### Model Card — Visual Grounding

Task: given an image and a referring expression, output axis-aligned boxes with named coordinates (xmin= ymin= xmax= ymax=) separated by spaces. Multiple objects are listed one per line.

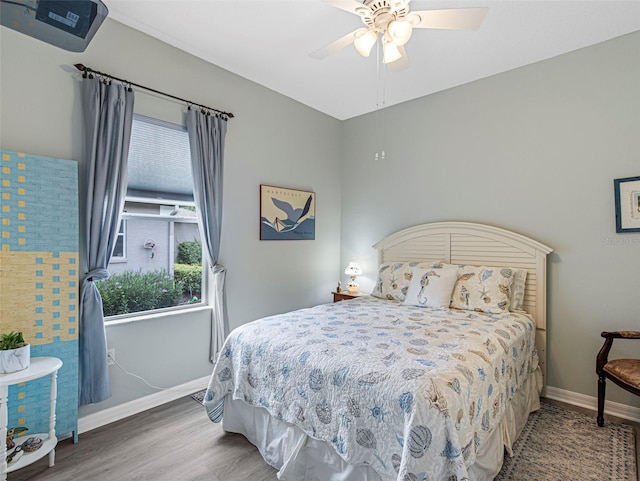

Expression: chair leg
xmin=597 ymin=375 xmax=606 ymax=427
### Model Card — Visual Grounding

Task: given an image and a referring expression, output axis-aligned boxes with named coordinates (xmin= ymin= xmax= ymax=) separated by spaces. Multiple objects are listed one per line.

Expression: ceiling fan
xmin=310 ymin=0 xmax=488 ymax=68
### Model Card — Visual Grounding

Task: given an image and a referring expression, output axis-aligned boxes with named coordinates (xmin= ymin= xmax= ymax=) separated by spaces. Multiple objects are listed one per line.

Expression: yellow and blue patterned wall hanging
xmin=0 ymin=150 xmax=79 ymax=441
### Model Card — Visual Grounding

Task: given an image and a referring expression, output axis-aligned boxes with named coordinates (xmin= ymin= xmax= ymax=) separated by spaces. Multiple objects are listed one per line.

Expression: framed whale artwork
xmin=260 ymin=185 xmax=315 ymax=240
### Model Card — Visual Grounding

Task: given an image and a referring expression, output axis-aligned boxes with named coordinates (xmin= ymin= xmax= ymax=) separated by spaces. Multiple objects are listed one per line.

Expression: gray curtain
xmin=79 ymin=77 xmax=134 ymax=405
xmin=187 ymin=109 xmax=228 ymax=362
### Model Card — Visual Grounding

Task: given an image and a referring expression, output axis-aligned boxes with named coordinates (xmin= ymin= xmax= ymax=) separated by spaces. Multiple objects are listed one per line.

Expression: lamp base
xmin=346 ymin=282 xmax=359 ymax=294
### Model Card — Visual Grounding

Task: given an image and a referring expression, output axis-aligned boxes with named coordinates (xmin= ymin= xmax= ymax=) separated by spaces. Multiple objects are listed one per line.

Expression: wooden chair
xmin=596 ymin=331 xmax=640 ymax=426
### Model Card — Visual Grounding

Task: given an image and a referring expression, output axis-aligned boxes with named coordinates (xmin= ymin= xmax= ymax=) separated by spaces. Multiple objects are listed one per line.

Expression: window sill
xmin=104 ymin=304 xmax=211 ymax=327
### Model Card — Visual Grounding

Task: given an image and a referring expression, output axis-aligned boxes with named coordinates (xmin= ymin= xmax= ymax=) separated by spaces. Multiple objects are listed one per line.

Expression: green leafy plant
xmin=96 ymin=269 xmax=183 ymax=317
xmin=176 ymin=240 xmax=202 ymax=265
xmin=0 ymin=332 xmax=27 ymax=350
xmin=173 ymin=263 xmax=202 ymax=299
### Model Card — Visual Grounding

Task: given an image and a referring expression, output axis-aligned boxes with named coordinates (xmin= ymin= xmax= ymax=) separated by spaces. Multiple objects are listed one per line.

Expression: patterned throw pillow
xmin=509 ymin=269 xmax=528 ymax=311
xmin=449 ymin=265 xmax=515 ymax=313
xmin=403 ymin=267 xmax=459 ymax=309
xmin=371 ymin=261 xmax=441 ymax=301
xmin=437 ymin=262 xmax=527 ymax=312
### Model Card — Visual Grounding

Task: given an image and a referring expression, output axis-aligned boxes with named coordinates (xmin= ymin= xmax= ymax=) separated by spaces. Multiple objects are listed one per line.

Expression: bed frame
xmin=373 ymin=221 xmax=553 ymax=388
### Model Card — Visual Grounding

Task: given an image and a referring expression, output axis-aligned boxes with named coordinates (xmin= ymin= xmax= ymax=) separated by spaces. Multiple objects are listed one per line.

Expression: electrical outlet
xmin=107 ymin=348 xmax=116 ymax=366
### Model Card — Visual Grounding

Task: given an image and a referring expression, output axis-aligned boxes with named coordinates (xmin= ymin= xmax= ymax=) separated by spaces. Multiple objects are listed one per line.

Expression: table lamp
xmin=344 ymin=262 xmax=362 ymax=293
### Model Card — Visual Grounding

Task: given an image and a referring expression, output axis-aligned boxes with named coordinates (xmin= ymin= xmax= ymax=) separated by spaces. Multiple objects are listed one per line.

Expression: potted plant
xmin=0 ymin=332 xmax=30 ymax=374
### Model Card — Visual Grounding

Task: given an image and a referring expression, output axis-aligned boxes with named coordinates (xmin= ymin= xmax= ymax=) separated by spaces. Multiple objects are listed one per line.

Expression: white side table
xmin=0 ymin=357 xmax=63 ymax=480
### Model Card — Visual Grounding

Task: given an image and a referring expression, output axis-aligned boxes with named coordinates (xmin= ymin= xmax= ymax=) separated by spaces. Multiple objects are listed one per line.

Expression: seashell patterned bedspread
xmin=204 ymin=296 xmax=539 ymax=481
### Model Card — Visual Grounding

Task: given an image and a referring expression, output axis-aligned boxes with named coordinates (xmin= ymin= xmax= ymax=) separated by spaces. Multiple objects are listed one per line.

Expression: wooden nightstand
xmin=332 ymin=291 xmax=369 ymax=303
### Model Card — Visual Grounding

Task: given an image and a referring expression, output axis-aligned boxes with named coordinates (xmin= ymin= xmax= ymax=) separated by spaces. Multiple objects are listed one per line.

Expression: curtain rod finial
xmin=74 ymin=63 xmax=87 ymax=72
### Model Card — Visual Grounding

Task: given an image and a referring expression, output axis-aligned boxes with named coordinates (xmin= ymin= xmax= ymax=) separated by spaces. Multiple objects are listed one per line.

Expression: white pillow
xmin=403 ymin=267 xmax=459 ymax=309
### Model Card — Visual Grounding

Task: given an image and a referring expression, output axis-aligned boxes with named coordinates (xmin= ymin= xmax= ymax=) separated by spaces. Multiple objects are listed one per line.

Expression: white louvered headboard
xmin=373 ymin=221 xmax=553 ymax=385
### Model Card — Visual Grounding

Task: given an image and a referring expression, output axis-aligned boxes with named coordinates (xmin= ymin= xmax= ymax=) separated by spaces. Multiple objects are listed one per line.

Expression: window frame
xmin=110 ymin=220 xmax=127 ymax=263
xmin=103 ymin=115 xmax=208 ymax=324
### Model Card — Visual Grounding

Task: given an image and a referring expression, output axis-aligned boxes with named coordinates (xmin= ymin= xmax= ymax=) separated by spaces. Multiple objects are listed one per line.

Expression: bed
xmin=204 ymin=222 xmax=552 ymax=481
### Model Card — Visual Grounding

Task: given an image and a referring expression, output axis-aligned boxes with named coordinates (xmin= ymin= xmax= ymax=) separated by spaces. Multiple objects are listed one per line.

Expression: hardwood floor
xmin=7 ymin=396 xmax=639 ymax=481
xmin=9 ymin=395 xmax=278 ymax=481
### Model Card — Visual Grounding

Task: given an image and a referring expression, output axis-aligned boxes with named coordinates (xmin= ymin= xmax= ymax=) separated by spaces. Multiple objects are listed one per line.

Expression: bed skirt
xmin=221 ymin=368 xmax=542 ymax=481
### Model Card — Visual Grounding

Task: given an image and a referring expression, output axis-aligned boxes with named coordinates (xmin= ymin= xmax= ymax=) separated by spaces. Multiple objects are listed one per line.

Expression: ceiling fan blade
xmin=322 ymin=0 xmax=370 ymax=15
xmin=409 ymin=7 xmax=488 ymax=30
xmin=310 ymin=28 xmax=365 ymax=60
xmin=387 ymin=46 xmax=410 ymax=72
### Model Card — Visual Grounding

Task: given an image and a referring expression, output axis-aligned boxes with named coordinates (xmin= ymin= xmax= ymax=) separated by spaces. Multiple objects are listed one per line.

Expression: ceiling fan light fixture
xmin=354 ymin=29 xmax=378 ymax=57
xmin=387 ymin=19 xmax=412 ymax=46
xmin=382 ymin=40 xmax=402 ymax=64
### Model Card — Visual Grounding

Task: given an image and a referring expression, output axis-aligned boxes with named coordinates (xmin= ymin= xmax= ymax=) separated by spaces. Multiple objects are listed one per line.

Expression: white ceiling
xmin=104 ymin=0 xmax=640 ymax=120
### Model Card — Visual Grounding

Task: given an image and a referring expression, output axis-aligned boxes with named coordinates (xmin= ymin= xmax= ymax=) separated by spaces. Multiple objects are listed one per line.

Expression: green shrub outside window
xmin=177 ymin=240 xmax=202 ymax=265
xmin=97 ymin=269 xmax=183 ymax=317
xmin=99 ymin=240 xmax=204 ymax=317
xmin=173 ymin=263 xmax=202 ymax=300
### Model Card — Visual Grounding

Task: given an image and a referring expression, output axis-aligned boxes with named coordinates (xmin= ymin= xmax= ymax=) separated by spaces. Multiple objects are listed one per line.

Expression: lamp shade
xmin=354 ymin=29 xmax=378 ymax=57
xmin=382 ymin=40 xmax=402 ymax=64
xmin=388 ymin=19 xmax=413 ymax=46
xmin=345 ymin=262 xmax=362 ymax=278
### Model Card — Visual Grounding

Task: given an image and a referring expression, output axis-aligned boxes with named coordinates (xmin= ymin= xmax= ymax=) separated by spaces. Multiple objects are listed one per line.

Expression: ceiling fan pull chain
xmin=381 ymin=50 xmax=387 ymax=161
xmin=375 ymin=41 xmax=382 ymax=161
xmin=373 ymin=40 xmax=387 ymax=161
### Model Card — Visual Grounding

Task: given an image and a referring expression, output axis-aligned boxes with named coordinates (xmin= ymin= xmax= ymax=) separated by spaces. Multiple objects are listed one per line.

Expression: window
xmin=110 ymin=220 xmax=126 ymax=262
xmin=98 ymin=115 xmax=204 ymax=319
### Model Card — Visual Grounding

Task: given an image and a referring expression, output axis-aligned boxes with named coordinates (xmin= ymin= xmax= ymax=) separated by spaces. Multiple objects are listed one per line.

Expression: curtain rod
xmin=74 ymin=63 xmax=234 ymax=120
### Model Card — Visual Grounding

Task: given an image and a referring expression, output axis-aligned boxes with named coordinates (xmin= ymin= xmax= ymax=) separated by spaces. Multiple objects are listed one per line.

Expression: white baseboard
xmin=78 ymin=375 xmax=210 ymax=434
xmin=545 ymin=385 xmax=640 ymax=424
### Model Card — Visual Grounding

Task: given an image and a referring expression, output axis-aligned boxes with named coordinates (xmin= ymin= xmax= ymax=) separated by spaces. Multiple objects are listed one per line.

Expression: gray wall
xmin=0 ymin=19 xmax=343 ymax=416
xmin=340 ymin=31 xmax=640 ymax=409
xmin=108 ymin=219 xmax=200 ymax=276
xmin=108 ymin=219 xmax=170 ymax=276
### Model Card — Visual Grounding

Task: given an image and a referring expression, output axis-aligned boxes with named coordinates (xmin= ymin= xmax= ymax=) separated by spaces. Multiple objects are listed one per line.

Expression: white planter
xmin=0 ymin=344 xmax=30 ymax=374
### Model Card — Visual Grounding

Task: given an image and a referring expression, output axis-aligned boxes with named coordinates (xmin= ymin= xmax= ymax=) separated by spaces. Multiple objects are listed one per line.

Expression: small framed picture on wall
xmin=614 ymin=176 xmax=640 ymax=233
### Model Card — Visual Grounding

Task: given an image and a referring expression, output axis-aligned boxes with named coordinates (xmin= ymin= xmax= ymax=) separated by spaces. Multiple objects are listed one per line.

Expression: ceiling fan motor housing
xmin=359 ymin=0 xmax=410 ymax=31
